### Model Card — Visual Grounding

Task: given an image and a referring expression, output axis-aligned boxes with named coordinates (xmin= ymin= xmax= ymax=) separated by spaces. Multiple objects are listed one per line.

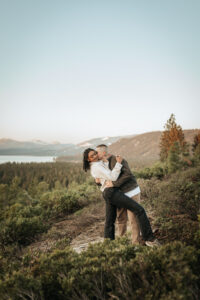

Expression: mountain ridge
xmin=0 ymin=130 xmax=199 ymax=164
xmin=0 ymin=136 xmax=125 ymax=156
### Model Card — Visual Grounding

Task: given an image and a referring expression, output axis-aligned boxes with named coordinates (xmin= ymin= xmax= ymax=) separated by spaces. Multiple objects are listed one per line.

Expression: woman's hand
xmin=116 ymin=155 xmax=123 ymax=164
xmin=105 ymin=180 xmax=113 ymax=188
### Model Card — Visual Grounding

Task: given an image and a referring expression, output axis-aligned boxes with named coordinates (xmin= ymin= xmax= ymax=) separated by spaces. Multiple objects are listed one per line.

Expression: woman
xmin=83 ymin=148 xmax=123 ymax=190
xmin=83 ymin=148 xmax=160 ymax=247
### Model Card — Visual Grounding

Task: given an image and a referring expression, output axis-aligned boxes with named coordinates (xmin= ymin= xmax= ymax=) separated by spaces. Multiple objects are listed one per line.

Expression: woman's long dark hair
xmin=83 ymin=148 xmax=95 ymax=172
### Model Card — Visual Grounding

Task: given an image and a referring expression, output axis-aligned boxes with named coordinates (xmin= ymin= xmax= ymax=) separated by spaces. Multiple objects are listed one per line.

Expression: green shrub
xmin=40 ymin=190 xmax=81 ymax=218
xmin=135 ymin=162 xmax=167 ymax=180
xmin=0 ymin=202 xmax=48 ymax=246
xmin=3 ymin=203 xmax=41 ymax=219
xmin=194 ymin=144 xmax=200 ymax=162
xmin=154 ymin=216 xmax=199 ymax=245
xmin=193 ymin=215 xmax=200 ymax=249
xmin=0 ymin=215 xmax=48 ymax=246
xmin=0 ymin=240 xmax=199 ymax=300
xmin=37 ymin=181 xmax=50 ymax=194
xmin=140 ymin=167 xmax=200 ymax=245
xmin=40 ymin=181 xmax=101 ymax=219
xmin=142 ymin=167 xmax=200 ymax=221
xmin=0 ymin=272 xmax=43 ymax=300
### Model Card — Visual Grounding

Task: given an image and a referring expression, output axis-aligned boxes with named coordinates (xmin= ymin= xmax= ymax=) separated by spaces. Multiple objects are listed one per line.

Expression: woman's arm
xmin=91 ymin=161 xmax=122 ymax=181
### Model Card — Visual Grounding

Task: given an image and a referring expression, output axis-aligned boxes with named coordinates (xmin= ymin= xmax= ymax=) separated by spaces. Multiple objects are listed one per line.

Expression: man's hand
xmin=105 ymin=180 xmax=114 ymax=188
xmin=116 ymin=155 xmax=123 ymax=164
xmin=102 ymin=157 xmax=108 ymax=162
xmin=95 ymin=178 xmax=101 ymax=184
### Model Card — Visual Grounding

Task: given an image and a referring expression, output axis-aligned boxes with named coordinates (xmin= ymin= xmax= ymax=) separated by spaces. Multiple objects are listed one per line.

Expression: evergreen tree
xmin=160 ymin=114 xmax=187 ymax=161
xmin=167 ymin=141 xmax=182 ymax=173
xmin=192 ymin=132 xmax=200 ymax=153
xmin=194 ymin=144 xmax=200 ymax=162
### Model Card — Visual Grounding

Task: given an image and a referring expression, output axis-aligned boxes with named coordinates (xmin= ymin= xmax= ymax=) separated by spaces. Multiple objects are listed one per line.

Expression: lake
xmin=0 ymin=155 xmax=56 ymax=164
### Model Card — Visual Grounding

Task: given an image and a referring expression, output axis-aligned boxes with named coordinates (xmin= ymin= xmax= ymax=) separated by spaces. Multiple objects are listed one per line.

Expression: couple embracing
xmin=83 ymin=144 xmax=160 ymax=247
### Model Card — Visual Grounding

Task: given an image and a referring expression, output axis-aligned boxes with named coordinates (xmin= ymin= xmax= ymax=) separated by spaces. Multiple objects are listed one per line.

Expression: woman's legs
xmin=103 ymin=188 xmax=154 ymax=242
xmin=104 ymin=200 xmax=117 ymax=240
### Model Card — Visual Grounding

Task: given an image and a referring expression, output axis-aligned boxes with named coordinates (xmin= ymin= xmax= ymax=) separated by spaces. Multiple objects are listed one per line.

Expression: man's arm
xmin=112 ymin=159 xmax=133 ymax=188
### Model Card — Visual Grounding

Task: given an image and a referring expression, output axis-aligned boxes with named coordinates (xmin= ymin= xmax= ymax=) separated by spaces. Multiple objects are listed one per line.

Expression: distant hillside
xmin=77 ymin=135 xmax=135 ymax=149
xmin=0 ymin=135 xmax=126 ymax=157
xmin=56 ymin=136 xmax=132 ymax=162
xmin=0 ymin=139 xmax=78 ymax=156
xmin=109 ymin=129 xmax=200 ymax=167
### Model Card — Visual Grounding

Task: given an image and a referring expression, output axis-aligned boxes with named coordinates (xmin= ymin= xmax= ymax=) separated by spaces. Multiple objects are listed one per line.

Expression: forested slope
xmin=0 ymin=159 xmax=199 ymax=299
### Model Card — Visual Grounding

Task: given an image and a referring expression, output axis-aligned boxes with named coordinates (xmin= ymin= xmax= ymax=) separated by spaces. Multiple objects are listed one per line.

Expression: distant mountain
xmin=0 ymin=135 xmax=127 ymax=156
xmin=0 ymin=139 xmax=78 ymax=156
xmin=77 ymin=135 xmax=135 ymax=149
xmin=55 ymin=136 xmax=132 ymax=162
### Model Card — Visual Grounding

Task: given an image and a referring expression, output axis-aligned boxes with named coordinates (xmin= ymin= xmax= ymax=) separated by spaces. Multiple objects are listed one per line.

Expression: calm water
xmin=0 ymin=155 xmax=56 ymax=164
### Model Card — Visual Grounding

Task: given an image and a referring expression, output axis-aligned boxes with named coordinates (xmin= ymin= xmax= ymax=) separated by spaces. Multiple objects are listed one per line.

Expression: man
xmin=83 ymin=148 xmax=160 ymax=247
xmin=96 ymin=144 xmax=141 ymax=244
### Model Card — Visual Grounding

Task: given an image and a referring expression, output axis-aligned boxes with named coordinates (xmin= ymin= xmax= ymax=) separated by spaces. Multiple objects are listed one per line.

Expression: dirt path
xmin=70 ymin=219 xmax=104 ymax=253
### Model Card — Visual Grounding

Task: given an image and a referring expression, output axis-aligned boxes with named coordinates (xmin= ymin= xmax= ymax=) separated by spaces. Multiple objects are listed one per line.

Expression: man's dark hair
xmin=96 ymin=144 xmax=108 ymax=148
xmin=83 ymin=148 xmax=95 ymax=172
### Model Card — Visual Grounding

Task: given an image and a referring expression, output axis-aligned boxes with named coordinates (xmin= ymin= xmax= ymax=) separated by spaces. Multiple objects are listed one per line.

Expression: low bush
xmin=40 ymin=180 xmax=101 ymax=219
xmin=134 ymin=162 xmax=167 ymax=180
xmin=0 ymin=202 xmax=48 ymax=246
xmin=141 ymin=167 xmax=200 ymax=221
xmin=0 ymin=239 xmax=199 ymax=300
xmin=154 ymin=216 xmax=199 ymax=245
xmin=40 ymin=190 xmax=81 ymax=218
xmin=0 ymin=215 xmax=48 ymax=246
xmin=139 ymin=167 xmax=200 ymax=246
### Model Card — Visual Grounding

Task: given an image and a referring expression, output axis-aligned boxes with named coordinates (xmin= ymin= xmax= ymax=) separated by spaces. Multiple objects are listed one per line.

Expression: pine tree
xmin=167 ymin=141 xmax=182 ymax=173
xmin=192 ymin=132 xmax=200 ymax=153
xmin=194 ymin=144 xmax=200 ymax=161
xmin=160 ymin=114 xmax=187 ymax=161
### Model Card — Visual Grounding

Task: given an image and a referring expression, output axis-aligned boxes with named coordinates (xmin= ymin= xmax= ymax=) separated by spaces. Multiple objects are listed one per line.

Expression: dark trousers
xmin=104 ymin=200 xmax=117 ymax=240
xmin=103 ymin=187 xmax=154 ymax=242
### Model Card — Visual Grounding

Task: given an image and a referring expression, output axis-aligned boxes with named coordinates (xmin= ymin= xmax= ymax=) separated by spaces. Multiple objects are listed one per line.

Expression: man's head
xmin=96 ymin=144 xmax=108 ymax=159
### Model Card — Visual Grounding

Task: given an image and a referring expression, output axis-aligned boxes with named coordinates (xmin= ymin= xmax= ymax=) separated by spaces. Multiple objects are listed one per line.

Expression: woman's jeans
xmin=103 ymin=187 xmax=154 ymax=242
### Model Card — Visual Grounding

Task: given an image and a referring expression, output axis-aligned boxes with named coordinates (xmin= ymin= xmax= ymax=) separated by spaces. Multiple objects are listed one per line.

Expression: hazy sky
xmin=0 ymin=0 xmax=199 ymax=144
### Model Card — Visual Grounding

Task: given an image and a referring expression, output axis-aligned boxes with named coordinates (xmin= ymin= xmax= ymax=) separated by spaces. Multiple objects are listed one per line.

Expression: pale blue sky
xmin=0 ymin=0 xmax=199 ymax=143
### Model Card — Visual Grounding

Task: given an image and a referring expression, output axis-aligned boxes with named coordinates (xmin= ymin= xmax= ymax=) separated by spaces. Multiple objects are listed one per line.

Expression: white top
xmin=90 ymin=160 xmax=122 ymax=191
xmin=125 ymin=186 xmax=141 ymax=197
